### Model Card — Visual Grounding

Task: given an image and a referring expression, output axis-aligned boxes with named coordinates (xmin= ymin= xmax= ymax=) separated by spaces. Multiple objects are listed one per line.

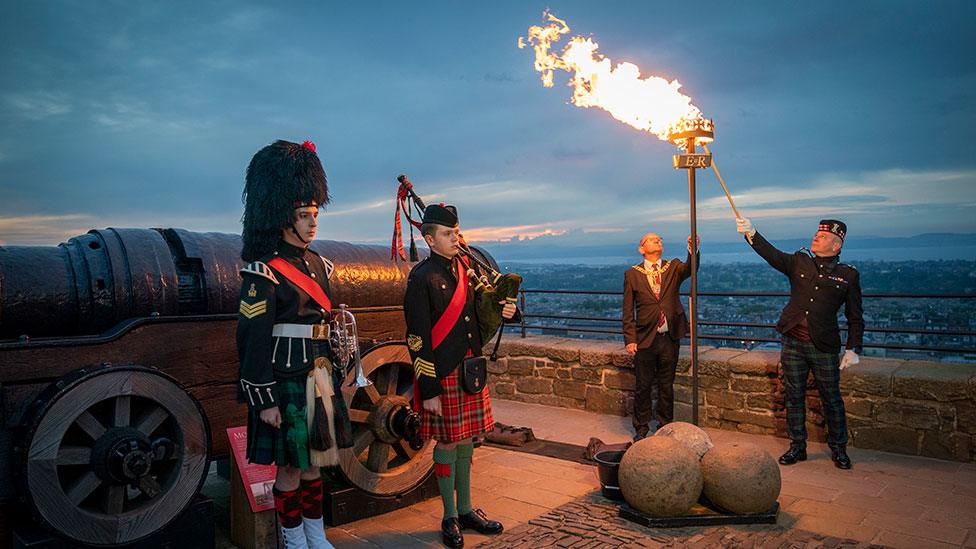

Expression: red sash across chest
xmin=430 ymin=255 xmax=470 ymax=350
xmin=267 ymin=257 xmax=332 ymax=313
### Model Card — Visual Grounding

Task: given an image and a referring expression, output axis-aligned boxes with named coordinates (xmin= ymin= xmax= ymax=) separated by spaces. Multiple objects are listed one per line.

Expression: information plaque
xmin=227 ymin=426 xmax=277 ymax=513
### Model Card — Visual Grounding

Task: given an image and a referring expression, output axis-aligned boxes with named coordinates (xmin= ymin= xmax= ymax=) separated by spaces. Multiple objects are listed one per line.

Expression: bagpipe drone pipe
xmin=391 ymin=173 xmax=522 ymax=346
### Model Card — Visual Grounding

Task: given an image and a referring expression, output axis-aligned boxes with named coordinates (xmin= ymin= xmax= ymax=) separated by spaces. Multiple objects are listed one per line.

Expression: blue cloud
xmin=1 ymin=1 xmax=975 ymax=247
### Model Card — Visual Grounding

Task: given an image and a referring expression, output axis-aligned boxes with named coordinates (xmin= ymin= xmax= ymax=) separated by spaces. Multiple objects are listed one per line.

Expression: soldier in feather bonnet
xmin=237 ymin=139 xmax=348 ymax=549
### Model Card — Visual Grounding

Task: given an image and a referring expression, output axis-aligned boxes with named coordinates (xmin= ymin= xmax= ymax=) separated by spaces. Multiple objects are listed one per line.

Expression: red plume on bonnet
xmin=302 ymin=140 xmax=316 ymax=152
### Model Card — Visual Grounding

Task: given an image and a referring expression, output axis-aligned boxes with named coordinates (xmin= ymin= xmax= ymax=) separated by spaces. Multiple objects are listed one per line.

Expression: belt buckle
xmin=312 ymin=323 xmax=330 ymax=340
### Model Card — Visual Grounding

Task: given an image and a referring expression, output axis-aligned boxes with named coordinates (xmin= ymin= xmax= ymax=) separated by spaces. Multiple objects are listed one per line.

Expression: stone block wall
xmin=490 ymin=335 xmax=976 ymax=462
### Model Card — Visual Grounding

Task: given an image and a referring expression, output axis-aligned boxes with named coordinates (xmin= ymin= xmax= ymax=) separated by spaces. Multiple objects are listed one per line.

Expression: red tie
xmin=652 ymin=264 xmax=665 ymax=329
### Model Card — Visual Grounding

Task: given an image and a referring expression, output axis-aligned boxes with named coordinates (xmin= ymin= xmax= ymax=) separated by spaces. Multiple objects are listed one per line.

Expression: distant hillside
xmin=482 ymin=233 xmax=976 ymax=261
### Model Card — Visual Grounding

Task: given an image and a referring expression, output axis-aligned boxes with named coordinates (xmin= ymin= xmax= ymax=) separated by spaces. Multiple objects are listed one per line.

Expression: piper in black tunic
xmin=738 ymin=217 xmax=864 ymax=470
xmin=403 ymin=204 xmax=514 ymax=548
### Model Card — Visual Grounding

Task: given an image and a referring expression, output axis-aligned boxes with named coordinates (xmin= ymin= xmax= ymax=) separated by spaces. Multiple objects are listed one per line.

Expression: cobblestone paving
xmin=475 ymin=493 xmax=884 ymax=548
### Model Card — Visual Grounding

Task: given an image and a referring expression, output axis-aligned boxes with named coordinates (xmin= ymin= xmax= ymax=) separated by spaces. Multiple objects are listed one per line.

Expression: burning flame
xmin=519 ymin=11 xmax=705 ymax=144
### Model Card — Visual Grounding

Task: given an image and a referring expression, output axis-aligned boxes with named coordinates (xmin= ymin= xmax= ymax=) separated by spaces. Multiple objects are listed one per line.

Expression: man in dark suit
xmin=622 ymin=233 xmax=699 ymax=440
xmin=737 ymin=217 xmax=863 ymax=469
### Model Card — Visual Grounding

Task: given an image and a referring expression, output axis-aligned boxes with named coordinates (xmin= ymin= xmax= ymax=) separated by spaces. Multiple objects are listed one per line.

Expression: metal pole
xmin=686 ymin=137 xmax=700 ymax=426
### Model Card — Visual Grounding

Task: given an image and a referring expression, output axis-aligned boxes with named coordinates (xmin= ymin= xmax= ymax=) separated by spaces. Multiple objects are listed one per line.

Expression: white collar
xmin=643 ymin=258 xmax=662 ymax=270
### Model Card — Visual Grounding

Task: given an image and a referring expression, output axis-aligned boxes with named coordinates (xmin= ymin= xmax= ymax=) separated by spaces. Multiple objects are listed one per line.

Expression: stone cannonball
xmin=655 ymin=421 xmax=714 ymax=460
xmin=618 ymin=436 xmax=703 ymax=517
xmin=701 ymin=442 xmax=781 ymax=514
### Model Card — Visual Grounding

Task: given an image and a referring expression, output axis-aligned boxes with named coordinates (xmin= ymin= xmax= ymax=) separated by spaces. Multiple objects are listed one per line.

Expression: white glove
xmin=839 ymin=350 xmax=860 ymax=370
xmin=736 ymin=217 xmax=756 ymax=238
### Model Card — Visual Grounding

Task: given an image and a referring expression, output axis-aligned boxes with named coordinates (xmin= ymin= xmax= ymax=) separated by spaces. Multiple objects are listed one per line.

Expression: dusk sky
xmin=1 ymin=1 xmax=974 ymax=248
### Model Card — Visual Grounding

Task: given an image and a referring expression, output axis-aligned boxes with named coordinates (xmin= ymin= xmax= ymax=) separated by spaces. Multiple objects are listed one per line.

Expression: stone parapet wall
xmin=490 ymin=335 xmax=976 ymax=462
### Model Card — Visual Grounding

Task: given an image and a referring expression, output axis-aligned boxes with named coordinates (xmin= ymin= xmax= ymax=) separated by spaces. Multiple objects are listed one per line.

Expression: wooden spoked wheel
xmin=20 ymin=365 xmax=210 ymax=546
xmin=338 ymin=342 xmax=434 ymax=496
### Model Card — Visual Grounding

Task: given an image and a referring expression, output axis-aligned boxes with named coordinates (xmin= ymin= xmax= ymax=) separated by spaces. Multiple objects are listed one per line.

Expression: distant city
xmin=485 ymin=232 xmax=976 ymax=265
xmin=497 ymin=258 xmax=976 ymax=364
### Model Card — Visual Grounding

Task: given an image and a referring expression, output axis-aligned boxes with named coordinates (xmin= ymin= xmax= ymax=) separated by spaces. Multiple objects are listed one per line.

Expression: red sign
xmin=227 ymin=426 xmax=277 ymax=512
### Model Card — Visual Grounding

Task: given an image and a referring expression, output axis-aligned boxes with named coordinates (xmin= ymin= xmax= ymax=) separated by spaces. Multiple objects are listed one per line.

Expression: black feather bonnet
xmin=241 ymin=140 xmax=329 ymax=261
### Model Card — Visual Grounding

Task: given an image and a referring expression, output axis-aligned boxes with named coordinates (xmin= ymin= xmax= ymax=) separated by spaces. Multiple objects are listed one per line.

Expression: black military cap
xmin=422 ymin=203 xmax=459 ymax=227
xmin=818 ymin=219 xmax=847 ymax=240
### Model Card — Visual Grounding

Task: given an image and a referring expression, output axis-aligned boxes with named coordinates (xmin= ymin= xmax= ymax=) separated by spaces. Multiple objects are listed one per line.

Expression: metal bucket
xmin=593 ymin=449 xmax=625 ymax=500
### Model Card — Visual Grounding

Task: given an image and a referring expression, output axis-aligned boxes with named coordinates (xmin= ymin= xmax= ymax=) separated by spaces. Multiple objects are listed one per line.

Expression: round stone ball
xmin=618 ymin=436 xmax=703 ymax=517
xmin=655 ymin=421 xmax=714 ymax=460
xmin=701 ymin=442 xmax=781 ymax=514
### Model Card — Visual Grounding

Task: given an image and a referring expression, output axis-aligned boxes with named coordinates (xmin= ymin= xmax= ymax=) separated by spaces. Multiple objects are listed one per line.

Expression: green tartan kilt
xmin=246 ymin=375 xmax=311 ymax=469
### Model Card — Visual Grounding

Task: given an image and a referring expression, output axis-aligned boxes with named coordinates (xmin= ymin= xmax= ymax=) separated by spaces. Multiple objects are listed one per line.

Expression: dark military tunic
xmin=748 ymin=231 xmax=864 ymax=449
xmin=749 ymin=232 xmax=864 ymax=354
xmin=403 ymin=253 xmax=484 ymax=401
xmin=236 ymin=240 xmax=336 ymax=467
xmin=404 ymin=252 xmax=497 ymax=443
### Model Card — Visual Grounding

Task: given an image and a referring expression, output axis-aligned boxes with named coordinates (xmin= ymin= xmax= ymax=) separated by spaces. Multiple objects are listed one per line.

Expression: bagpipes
xmin=391 ymin=174 xmax=522 ymax=351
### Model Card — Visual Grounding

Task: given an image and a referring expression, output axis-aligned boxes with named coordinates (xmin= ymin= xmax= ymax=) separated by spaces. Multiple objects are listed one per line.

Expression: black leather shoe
xmin=441 ymin=517 xmax=464 ymax=547
xmin=457 ymin=508 xmax=503 ymax=535
xmin=778 ymin=443 xmax=807 ymax=465
xmin=831 ymin=447 xmax=852 ymax=469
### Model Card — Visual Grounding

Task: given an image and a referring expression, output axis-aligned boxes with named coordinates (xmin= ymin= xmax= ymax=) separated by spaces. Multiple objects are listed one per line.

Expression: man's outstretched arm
xmin=738 ymin=217 xmax=794 ymax=275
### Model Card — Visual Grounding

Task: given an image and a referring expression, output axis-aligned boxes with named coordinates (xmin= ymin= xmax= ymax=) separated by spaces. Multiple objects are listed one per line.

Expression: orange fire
xmin=519 ymin=11 xmax=705 ymax=144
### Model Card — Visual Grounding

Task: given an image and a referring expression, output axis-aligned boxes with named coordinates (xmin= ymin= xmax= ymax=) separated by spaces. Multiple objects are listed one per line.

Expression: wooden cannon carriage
xmin=0 ymin=227 xmax=497 ymax=546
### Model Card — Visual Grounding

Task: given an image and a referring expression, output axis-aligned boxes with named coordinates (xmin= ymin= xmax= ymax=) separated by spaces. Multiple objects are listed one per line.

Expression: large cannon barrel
xmin=1 ymin=228 xmax=176 ymax=339
xmin=0 ymin=228 xmax=505 ymax=545
xmin=0 ymin=228 xmax=449 ymax=340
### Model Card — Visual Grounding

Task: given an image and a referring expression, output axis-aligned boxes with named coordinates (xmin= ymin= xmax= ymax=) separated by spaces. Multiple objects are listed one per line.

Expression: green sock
xmin=433 ymin=446 xmax=458 ymax=519
xmin=455 ymin=442 xmax=474 ymax=515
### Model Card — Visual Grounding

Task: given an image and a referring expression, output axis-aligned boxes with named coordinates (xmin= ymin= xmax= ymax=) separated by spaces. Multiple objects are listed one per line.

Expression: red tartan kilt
xmin=419 ymin=366 xmax=494 ymax=443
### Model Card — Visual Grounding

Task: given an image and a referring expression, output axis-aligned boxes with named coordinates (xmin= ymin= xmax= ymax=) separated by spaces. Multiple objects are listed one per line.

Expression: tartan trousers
xmin=781 ymin=335 xmax=849 ymax=449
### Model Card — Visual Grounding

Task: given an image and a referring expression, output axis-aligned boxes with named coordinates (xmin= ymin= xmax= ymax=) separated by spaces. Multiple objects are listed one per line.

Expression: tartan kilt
xmin=246 ymin=375 xmax=311 ymax=469
xmin=419 ymin=366 xmax=494 ymax=443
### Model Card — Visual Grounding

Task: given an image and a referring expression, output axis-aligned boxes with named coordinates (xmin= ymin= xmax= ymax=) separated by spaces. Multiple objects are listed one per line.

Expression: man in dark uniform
xmin=404 ymin=204 xmax=515 ymax=548
xmin=237 ymin=139 xmax=352 ymax=549
xmin=737 ymin=217 xmax=863 ymax=469
xmin=622 ymin=232 xmax=700 ymax=440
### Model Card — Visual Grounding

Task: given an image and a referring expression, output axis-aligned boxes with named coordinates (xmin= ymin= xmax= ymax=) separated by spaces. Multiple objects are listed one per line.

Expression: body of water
xmin=499 ymin=246 xmax=976 ymax=266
